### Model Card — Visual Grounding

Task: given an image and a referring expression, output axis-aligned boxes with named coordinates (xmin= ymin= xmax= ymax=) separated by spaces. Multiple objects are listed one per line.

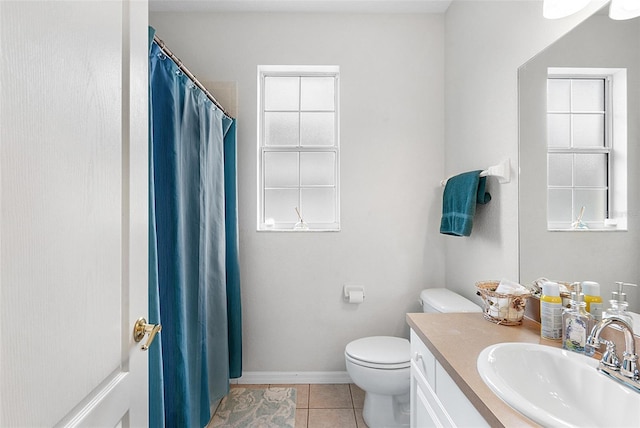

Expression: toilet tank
xmin=420 ymin=288 xmax=482 ymax=313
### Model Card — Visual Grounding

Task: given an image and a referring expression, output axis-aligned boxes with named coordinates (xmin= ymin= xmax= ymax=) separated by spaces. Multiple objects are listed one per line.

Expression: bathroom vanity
xmin=406 ymin=313 xmax=553 ymax=427
xmin=409 ymin=328 xmax=489 ymax=427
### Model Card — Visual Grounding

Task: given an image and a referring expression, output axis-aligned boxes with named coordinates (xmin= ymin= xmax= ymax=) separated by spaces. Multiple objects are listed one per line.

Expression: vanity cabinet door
xmin=410 ymin=329 xmax=454 ymax=428
xmin=436 ymin=362 xmax=489 ymax=427
xmin=410 ymin=328 xmax=489 ymax=428
xmin=411 ymin=358 xmax=455 ymax=428
xmin=410 ymin=330 xmax=436 ymax=384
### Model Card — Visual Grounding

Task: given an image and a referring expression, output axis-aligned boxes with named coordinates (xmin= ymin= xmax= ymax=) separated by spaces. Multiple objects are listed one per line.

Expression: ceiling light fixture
xmin=543 ymin=0 xmax=640 ymax=20
xmin=543 ymin=0 xmax=591 ymax=19
xmin=609 ymin=0 xmax=640 ymax=20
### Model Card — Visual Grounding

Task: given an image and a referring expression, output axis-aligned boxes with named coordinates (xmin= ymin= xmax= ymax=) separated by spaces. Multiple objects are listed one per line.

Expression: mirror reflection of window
xmin=546 ymin=67 xmax=627 ymax=231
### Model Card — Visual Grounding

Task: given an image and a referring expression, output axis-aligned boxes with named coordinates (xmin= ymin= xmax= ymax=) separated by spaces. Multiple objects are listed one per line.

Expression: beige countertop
xmin=406 ymin=313 xmax=562 ymax=428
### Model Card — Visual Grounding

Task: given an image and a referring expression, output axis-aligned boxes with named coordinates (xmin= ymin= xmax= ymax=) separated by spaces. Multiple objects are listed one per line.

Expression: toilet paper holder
xmin=343 ymin=285 xmax=365 ymax=303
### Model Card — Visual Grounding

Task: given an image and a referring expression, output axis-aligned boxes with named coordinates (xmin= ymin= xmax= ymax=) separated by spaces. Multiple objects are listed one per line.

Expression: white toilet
xmin=419 ymin=287 xmax=482 ymax=314
xmin=344 ymin=288 xmax=481 ymax=428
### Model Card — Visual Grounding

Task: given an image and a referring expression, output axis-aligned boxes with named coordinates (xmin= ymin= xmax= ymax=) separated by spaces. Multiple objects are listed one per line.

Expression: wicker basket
xmin=475 ymin=280 xmax=532 ymax=326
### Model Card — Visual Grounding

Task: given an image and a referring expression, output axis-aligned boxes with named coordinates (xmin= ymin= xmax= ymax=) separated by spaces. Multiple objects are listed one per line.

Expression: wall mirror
xmin=518 ymin=7 xmax=640 ymax=323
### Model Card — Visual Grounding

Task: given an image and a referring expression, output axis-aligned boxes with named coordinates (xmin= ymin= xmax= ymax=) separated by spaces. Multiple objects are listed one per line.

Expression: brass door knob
xmin=133 ymin=317 xmax=162 ymax=351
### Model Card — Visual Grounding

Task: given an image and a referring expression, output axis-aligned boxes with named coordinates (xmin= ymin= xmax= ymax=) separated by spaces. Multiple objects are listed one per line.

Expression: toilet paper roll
xmin=347 ymin=290 xmax=364 ymax=304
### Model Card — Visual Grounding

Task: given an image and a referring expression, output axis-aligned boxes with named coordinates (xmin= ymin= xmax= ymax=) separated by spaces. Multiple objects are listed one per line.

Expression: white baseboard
xmin=233 ymin=371 xmax=352 ymax=385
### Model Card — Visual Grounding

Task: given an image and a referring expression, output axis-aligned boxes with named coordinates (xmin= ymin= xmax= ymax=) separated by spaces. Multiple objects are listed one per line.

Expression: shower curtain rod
xmin=153 ymin=34 xmax=234 ymax=119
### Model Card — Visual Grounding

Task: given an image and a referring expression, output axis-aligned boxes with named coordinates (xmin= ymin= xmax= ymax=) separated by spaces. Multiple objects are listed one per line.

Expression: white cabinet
xmin=410 ymin=330 xmax=489 ymax=428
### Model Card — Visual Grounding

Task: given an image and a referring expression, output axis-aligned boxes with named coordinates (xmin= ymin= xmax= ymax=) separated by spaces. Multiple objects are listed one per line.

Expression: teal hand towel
xmin=440 ymin=170 xmax=491 ymax=237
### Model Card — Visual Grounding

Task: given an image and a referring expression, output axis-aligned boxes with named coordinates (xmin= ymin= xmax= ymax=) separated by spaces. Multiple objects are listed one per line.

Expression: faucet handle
xmin=621 ymin=352 xmax=639 ymax=380
xmin=600 ymin=340 xmax=621 ymax=370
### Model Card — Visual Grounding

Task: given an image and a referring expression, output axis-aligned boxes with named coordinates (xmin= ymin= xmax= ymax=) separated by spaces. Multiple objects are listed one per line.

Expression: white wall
xmin=150 ymin=12 xmax=446 ymax=373
xmin=443 ymin=0 xmax=607 ymax=304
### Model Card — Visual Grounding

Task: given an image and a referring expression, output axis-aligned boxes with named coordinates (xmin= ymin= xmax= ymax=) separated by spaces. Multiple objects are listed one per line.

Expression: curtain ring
xmin=157 ymin=53 xmax=167 ymax=60
xmin=175 ymin=69 xmax=183 ymax=76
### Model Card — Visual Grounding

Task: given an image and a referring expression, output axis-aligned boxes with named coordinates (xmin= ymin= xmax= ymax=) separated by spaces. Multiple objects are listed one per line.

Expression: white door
xmin=0 ymin=0 xmax=150 ymax=426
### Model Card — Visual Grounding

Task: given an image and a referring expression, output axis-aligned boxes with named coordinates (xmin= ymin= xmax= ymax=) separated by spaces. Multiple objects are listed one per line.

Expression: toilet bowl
xmin=345 ymin=288 xmax=480 ymax=428
xmin=345 ymin=336 xmax=410 ymax=428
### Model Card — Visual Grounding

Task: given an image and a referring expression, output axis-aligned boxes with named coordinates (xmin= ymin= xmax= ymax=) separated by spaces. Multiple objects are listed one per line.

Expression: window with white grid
xmin=546 ymin=68 xmax=627 ymax=231
xmin=258 ymin=66 xmax=340 ymax=231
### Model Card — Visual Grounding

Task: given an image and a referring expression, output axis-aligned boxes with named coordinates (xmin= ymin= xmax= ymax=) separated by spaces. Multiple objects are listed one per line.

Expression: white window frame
xmin=547 ymin=67 xmax=627 ymax=231
xmin=257 ymin=65 xmax=340 ymax=231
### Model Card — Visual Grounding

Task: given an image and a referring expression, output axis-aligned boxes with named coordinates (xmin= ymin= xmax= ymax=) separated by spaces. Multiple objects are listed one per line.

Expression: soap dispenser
xmin=603 ymin=282 xmax=637 ymax=325
xmin=562 ymin=283 xmax=595 ymax=356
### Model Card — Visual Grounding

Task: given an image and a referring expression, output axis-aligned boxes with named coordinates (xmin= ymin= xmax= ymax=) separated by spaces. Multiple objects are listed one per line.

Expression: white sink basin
xmin=477 ymin=342 xmax=640 ymax=427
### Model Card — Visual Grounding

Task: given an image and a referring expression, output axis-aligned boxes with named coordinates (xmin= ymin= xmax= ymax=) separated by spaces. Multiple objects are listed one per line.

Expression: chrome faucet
xmin=587 ymin=316 xmax=640 ymax=393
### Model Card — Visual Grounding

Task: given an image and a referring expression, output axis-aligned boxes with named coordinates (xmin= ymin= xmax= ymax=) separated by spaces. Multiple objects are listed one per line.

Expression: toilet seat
xmin=345 ymin=336 xmax=410 ymax=370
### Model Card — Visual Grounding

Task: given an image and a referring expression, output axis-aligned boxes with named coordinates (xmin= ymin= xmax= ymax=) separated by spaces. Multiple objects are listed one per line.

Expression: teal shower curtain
xmin=148 ymin=28 xmax=242 ymax=427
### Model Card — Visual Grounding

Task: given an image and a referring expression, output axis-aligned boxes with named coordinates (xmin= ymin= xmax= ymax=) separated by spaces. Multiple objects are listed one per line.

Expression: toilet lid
xmin=345 ymin=336 xmax=410 ymax=366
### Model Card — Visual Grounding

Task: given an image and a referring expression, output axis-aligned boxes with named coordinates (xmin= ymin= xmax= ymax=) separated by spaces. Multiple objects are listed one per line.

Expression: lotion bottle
xmin=582 ymin=281 xmax=603 ymax=321
xmin=541 ymin=281 xmax=562 ymax=340
xmin=562 ymin=285 xmax=595 ymax=356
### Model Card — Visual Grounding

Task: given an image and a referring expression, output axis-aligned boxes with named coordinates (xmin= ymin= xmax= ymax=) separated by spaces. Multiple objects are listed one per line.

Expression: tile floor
xmin=231 ymin=383 xmax=369 ymax=428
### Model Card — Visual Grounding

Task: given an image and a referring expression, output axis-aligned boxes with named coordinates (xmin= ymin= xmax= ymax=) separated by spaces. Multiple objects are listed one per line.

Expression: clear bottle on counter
xmin=541 ymin=281 xmax=563 ymax=340
xmin=562 ymin=285 xmax=595 ymax=356
xmin=603 ymin=282 xmax=636 ymax=326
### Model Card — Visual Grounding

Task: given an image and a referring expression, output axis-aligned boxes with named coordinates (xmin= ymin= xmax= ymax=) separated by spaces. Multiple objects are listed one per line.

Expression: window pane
xmin=548 ymin=153 xmax=572 ymax=187
xmin=300 ymin=112 xmax=334 ymax=146
xmin=301 ymin=152 xmax=335 ymax=186
xmin=264 ymin=76 xmax=299 ymax=111
xmin=547 ymin=114 xmax=571 ymax=148
xmin=302 ymin=188 xmax=336 ymax=223
xmin=264 ymin=152 xmax=298 ymax=187
xmin=575 ymin=154 xmax=607 ymax=187
xmin=258 ymin=66 xmax=340 ymax=231
xmin=574 ymin=189 xmax=606 ymax=222
xmin=548 ymin=189 xmax=572 ymax=223
xmin=265 ymin=112 xmax=299 ymax=146
xmin=264 ymin=189 xmax=299 ymax=222
xmin=547 ymin=79 xmax=571 ymax=111
xmin=572 ymin=79 xmax=604 ymax=112
xmin=572 ymin=114 xmax=604 ymax=147
xmin=300 ymin=77 xmax=335 ymax=111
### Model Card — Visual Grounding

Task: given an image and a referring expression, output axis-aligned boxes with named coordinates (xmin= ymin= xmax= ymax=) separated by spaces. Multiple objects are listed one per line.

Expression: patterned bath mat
xmin=209 ymin=387 xmax=297 ymax=428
